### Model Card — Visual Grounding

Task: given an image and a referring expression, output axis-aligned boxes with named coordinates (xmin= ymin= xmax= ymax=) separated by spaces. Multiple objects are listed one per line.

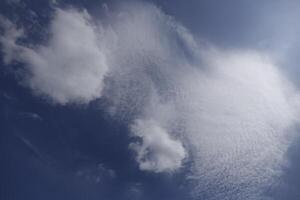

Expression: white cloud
xmin=1 ymin=2 xmax=300 ymax=199
xmin=96 ymin=3 xmax=300 ymax=198
xmin=0 ymin=8 xmax=109 ymax=104
xmin=175 ymin=50 xmax=300 ymax=199
xmin=130 ymin=119 xmax=186 ymax=173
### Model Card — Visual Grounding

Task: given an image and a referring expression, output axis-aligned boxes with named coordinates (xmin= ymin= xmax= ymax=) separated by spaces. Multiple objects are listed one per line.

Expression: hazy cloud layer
xmin=1 ymin=1 xmax=300 ymax=199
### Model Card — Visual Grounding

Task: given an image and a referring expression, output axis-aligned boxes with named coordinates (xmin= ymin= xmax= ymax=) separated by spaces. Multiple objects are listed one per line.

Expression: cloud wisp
xmin=1 ymin=1 xmax=300 ymax=199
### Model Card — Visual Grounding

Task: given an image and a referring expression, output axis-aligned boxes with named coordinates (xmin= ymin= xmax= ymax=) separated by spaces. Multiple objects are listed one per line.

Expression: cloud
xmin=176 ymin=50 xmax=300 ymax=199
xmin=0 ymin=15 xmax=24 ymax=64
xmin=19 ymin=112 xmax=42 ymax=120
xmin=75 ymin=163 xmax=116 ymax=184
xmin=0 ymin=8 xmax=109 ymax=104
xmin=130 ymin=119 xmax=186 ymax=173
xmin=97 ymin=3 xmax=300 ymax=198
xmin=1 ymin=1 xmax=300 ymax=199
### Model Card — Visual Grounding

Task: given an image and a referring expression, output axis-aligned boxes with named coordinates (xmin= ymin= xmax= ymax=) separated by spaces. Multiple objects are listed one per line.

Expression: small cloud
xmin=19 ymin=112 xmax=42 ymax=120
xmin=123 ymin=182 xmax=143 ymax=200
xmin=1 ymin=92 xmax=14 ymax=100
xmin=75 ymin=163 xmax=116 ymax=184
xmin=130 ymin=119 xmax=186 ymax=173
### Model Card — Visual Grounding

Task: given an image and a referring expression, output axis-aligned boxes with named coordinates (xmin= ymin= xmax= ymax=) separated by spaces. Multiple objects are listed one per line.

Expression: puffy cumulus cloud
xmin=130 ymin=119 xmax=186 ymax=173
xmin=0 ymin=8 xmax=108 ymax=104
xmin=1 ymin=1 xmax=300 ymax=199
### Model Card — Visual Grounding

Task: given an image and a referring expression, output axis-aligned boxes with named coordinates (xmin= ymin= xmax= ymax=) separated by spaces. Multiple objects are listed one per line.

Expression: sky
xmin=1 ymin=0 xmax=300 ymax=200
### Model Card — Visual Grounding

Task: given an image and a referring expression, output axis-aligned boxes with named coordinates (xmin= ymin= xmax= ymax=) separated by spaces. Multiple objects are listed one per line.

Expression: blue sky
xmin=1 ymin=0 xmax=300 ymax=200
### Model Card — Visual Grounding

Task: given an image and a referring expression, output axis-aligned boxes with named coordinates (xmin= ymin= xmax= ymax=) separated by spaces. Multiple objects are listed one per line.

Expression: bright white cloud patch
xmin=175 ymin=50 xmax=300 ymax=199
xmin=0 ymin=9 xmax=108 ymax=104
xmin=130 ymin=119 xmax=186 ymax=173
xmin=1 ymin=2 xmax=300 ymax=199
